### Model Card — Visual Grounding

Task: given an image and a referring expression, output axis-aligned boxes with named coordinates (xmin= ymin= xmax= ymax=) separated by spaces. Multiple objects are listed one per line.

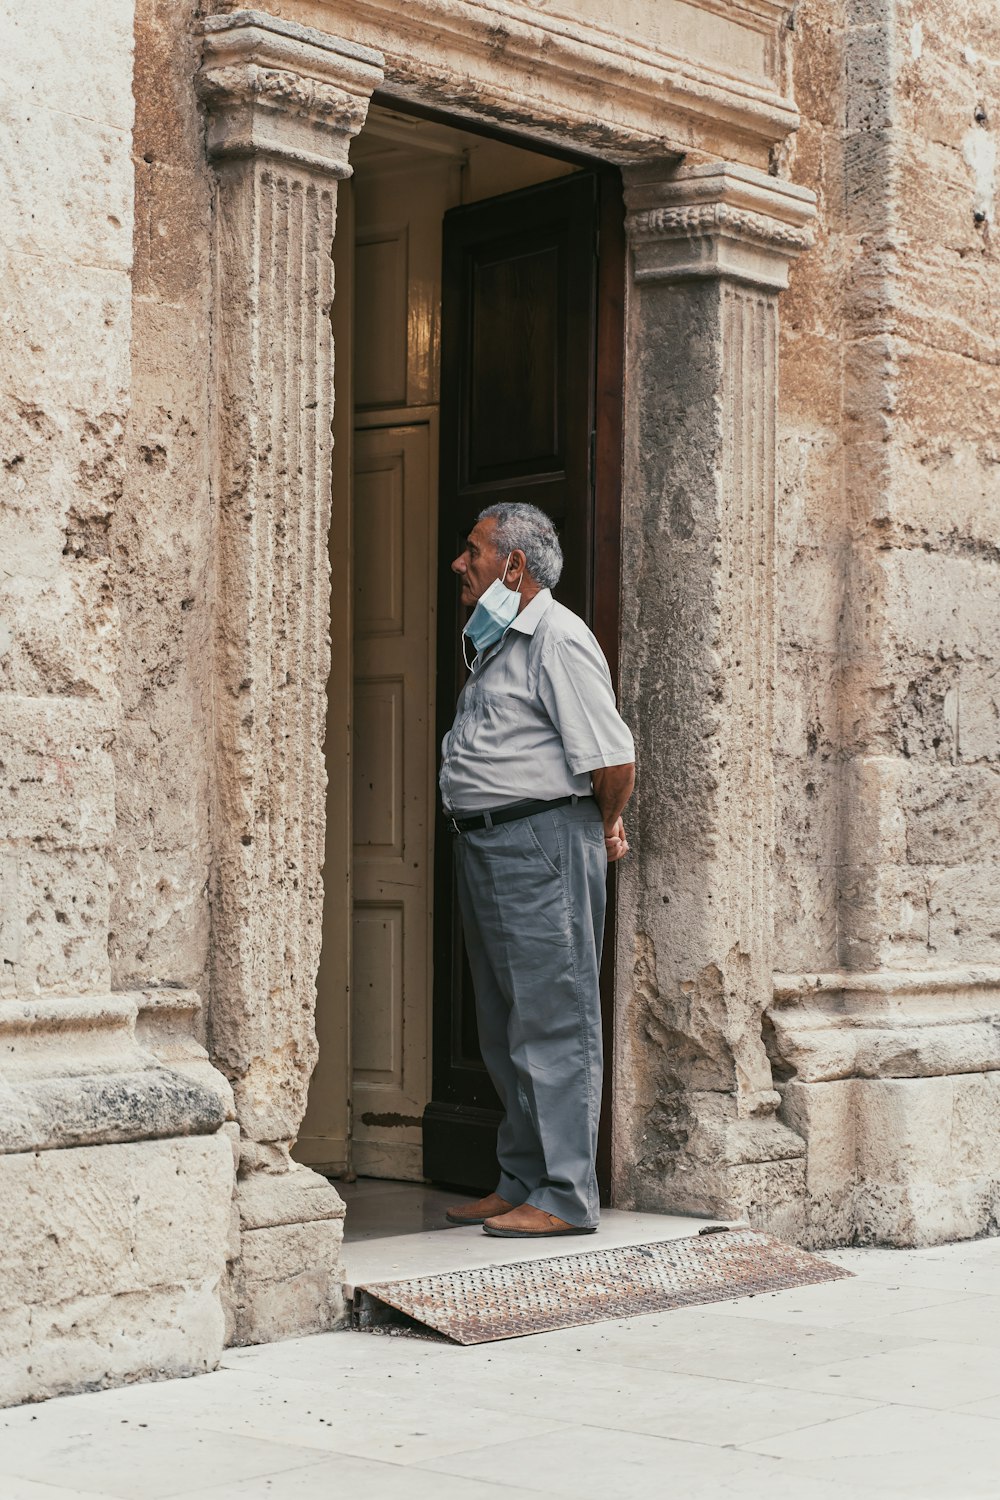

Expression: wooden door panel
xmin=354 ymin=451 xmax=404 ymax=635
xmin=351 ymin=902 xmax=403 ymax=1081
xmin=352 ymin=424 xmax=434 ymax=1180
xmin=354 ymin=229 xmax=409 ymax=408
xmin=468 ymin=244 xmax=562 ymax=479
xmin=352 ymin=678 xmax=403 ymax=855
xmin=426 ymin=172 xmax=600 ymax=1190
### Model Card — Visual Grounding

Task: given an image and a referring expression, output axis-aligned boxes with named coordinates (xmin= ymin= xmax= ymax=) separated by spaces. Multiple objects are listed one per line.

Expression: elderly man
xmin=441 ymin=502 xmax=635 ymax=1238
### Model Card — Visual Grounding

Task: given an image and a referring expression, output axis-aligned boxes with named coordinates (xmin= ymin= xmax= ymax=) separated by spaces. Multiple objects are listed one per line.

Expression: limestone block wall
xmin=773 ymin=0 xmax=848 ymax=975
xmin=772 ymin=0 xmax=1000 ymax=1245
xmin=0 ymin=1 xmax=234 ymax=1407
xmin=110 ymin=0 xmax=216 ymax=1006
xmin=0 ymin=6 xmax=132 ymax=987
xmin=839 ymin=0 xmax=1000 ymax=973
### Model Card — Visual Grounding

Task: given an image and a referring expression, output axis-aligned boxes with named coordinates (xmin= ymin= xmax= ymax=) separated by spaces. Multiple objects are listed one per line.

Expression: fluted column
xmin=197 ymin=11 xmax=382 ymax=1342
xmin=616 ymin=162 xmax=815 ymax=1232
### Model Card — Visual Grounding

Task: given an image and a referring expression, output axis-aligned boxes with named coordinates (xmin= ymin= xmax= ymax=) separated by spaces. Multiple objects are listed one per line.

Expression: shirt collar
xmin=508 ymin=588 xmax=553 ymax=637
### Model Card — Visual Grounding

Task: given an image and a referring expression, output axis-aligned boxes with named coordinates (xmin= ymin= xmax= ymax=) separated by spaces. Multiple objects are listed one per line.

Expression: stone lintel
xmin=311 ymin=0 xmax=800 ymax=164
xmin=198 ymin=10 xmax=384 ymax=175
xmin=625 ymin=161 xmax=817 ymax=291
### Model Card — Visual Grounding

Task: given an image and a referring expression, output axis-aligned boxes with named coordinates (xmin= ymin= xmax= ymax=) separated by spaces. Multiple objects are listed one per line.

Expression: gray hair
xmin=477 ymin=502 xmax=564 ymax=590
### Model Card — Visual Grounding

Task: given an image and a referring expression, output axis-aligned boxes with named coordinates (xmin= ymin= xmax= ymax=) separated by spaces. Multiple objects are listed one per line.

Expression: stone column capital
xmin=625 ymin=161 xmax=817 ymax=291
xmin=197 ymin=10 xmax=384 ymax=176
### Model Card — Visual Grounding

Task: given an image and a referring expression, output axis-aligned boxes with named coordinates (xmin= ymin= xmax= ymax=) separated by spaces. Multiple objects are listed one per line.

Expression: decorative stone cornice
xmin=625 ymin=161 xmax=817 ymax=291
xmin=0 ymin=995 xmax=229 ymax=1153
xmin=768 ymin=967 xmax=1000 ymax=1083
xmin=773 ymin=965 xmax=1000 ymax=1004
xmin=198 ymin=11 xmax=384 ymax=176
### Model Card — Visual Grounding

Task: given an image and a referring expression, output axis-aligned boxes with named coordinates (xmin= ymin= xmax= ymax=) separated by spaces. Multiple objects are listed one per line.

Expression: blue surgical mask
xmin=463 ymin=555 xmax=521 ymax=668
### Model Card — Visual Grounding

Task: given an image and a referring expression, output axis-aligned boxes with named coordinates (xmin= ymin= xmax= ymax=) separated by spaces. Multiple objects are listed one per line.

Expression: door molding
xmin=198 ymin=8 xmax=819 ymax=1332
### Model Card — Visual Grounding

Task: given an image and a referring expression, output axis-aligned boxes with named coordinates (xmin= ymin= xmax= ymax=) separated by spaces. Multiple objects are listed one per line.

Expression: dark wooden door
xmin=422 ymin=170 xmax=607 ymax=1190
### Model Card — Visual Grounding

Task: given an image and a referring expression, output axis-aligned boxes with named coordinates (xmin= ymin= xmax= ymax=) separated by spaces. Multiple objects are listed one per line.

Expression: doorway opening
xmin=295 ymin=103 xmax=624 ymax=1217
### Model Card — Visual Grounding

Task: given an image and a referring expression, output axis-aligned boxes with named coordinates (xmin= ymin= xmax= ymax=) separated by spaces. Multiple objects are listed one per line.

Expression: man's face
xmin=451 ymin=518 xmax=506 ymax=609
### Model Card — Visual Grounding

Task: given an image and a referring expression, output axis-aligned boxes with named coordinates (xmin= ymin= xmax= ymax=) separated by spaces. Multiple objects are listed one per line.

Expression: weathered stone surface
xmin=228 ymin=1220 xmax=345 ymax=1346
xmin=0 ymin=1134 xmax=232 ymax=1308
xmin=0 ymin=256 xmax=130 ymax=412
xmin=2 ymin=848 xmax=113 ymax=999
xmin=856 ymin=1074 xmax=1000 ymax=1245
xmin=0 ymin=1068 xmax=226 ymax=1155
xmin=784 ymin=1072 xmax=1000 ymax=1249
xmin=1 ymin=1 xmax=135 ymax=126
xmin=190 ymin=13 xmax=382 ymax=1347
xmin=110 ymin=0 xmax=216 ymax=1002
xmin=0 ymin=0 xmax=245 ymax=1413
xmin=0 ymin=0 xmax=131 ymax=1027
xmin=616 ymin=165 xmax=815 ymax=1225
xmin=0 ymin=1134 xmax=233 ymax=1406
xmin=2 ymin=1281 xmax=226 ymax=1411
xmin=782 ymin=1077 xmax=858 ymax=1244
xmin=236 ymin=1162 xmax=345 ymax=1231
xmin=199 ymin=18 xmax=381 ymax=1162
xmin=0 ymin=107 xmax=133 ymax=269
xmin=132 ymin=988 xmax=236 ymax=1108
xmin=132 ymin=0 xmax=207 ymax=167
xmin=768 ymin=0 xmax=1000 ymax=1249
xmin=1 ymin=699 xmax=116 ymax=849
xmin=770 ymin=982 xmax=1000 ymax=1083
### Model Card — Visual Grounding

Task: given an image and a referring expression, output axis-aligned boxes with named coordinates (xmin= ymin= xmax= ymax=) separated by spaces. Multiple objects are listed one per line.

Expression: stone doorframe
xmin=196 ymin=9 xmax=815 ymax=1339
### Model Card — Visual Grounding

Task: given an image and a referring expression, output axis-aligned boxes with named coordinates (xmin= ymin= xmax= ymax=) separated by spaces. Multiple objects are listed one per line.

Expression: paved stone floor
xmin=2 ymin=1217 xmax=1000 ymax=1499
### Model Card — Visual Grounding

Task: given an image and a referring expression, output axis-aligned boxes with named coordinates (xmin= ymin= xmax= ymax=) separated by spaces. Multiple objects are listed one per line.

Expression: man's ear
xmin=508 ymin=548 xmax=528 ymax=585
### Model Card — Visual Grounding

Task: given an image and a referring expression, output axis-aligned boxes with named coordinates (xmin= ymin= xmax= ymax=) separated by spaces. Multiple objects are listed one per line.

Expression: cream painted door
xmin=351 ymin=422 xmax=435 ymax=1178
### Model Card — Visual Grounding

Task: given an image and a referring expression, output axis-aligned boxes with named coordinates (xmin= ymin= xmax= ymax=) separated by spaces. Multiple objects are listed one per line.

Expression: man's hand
xmin=592 ymin=763 xmax=635 ymax=863
xmin=605 ymin=815 xmax=629 ymax=863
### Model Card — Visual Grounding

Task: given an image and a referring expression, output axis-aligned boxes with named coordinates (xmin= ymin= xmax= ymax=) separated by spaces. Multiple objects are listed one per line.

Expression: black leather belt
xmin=447 ymin=794 xmax=591 ymax=835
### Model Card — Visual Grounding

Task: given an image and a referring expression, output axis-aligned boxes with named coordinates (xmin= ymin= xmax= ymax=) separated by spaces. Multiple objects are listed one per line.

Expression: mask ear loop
xmin=501 ymin=552 xmax=525 ymax=602
xmin=462 ymin=633 xmax=476 ymax=673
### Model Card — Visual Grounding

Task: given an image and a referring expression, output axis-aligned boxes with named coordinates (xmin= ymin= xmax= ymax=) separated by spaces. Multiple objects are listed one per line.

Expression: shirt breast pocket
xmin=477 ymin=690 xmax=520 ymax=730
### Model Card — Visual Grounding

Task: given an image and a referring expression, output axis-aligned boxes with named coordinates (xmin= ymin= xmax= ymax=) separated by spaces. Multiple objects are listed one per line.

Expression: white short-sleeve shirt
xmin=439 ymin=589 xmax=635 ymax=814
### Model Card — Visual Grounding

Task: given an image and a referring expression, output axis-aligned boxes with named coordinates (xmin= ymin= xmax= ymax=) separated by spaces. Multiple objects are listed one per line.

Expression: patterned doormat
xmin=350 ymin=1227 xmax=851 ymax=1344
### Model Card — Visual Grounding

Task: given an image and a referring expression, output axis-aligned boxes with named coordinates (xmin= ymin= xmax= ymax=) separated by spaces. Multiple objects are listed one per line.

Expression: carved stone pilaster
xmin=198 ymin=12 xmax=381 ymax=176
xmin=616 ymin=162 xmax=816 ymax=1234
xmin=198 ymin=12 xmax=382 ymax=1343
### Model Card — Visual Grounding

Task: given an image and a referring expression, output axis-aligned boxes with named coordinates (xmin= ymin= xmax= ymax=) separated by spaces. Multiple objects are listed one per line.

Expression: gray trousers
xmin=453 ymin=798 xmax=608 ymax=1228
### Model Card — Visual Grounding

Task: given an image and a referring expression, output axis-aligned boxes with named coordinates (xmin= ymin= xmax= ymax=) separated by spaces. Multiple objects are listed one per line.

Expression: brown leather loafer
xmin=445 ymin=1192 xmax=515 ymax=1226
xmin=482 ymin=1204 xmax=597 ymax=1238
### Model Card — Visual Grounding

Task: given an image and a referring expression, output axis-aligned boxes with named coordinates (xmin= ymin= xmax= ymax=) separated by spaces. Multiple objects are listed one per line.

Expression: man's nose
xmin=451 ymin=555 xmax=466 ymax=575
